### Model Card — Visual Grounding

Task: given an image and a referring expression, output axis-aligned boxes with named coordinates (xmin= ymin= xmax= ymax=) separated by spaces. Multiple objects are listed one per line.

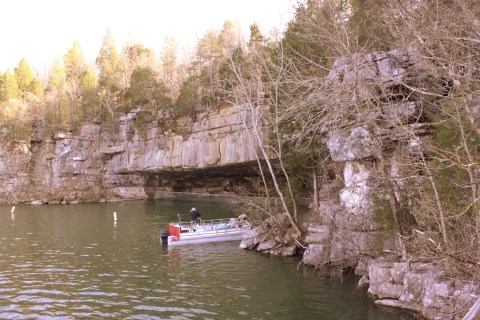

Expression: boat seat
xmin=216 ymin=223 xmax=226 ymax=230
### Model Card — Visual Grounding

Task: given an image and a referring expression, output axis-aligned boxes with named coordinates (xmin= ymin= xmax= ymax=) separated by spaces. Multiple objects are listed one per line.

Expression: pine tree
xmin=249 ymin=23 xmax=264 ymax=45
xmin=126 ymin=66 xmax=171 ymax=111
xmin=122 ymin=42 xmax=155 ymax=89
xmin=96 ymin=30 xmax=123 ymax=119
xmin=96 ymin=30 xmax=122 ymax=90
xmin=159 ymin=37 xmax=179 ymax=100
xmin=0 ymin=70 xmax=19 ymax=101
xmin=14 ymin=58 xmax=43 ymax=97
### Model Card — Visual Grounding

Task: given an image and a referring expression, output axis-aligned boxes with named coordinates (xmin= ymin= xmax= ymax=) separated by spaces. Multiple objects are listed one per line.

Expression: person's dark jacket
xmin=189 ymin=209 xmax=200 ymax=221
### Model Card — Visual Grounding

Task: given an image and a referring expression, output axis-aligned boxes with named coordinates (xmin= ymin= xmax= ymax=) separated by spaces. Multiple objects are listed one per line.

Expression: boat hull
xmin=167 ymin=231 xmax=245 ymax=246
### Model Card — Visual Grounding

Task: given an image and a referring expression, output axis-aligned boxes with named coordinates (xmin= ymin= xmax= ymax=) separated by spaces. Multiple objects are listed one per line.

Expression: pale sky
xmin=0 ymin=0 xmax=297 ymax=74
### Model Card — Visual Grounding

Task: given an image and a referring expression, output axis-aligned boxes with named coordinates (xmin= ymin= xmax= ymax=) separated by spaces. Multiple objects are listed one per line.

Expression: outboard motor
xmin=160 ymin=229 xmax=169 ymax=244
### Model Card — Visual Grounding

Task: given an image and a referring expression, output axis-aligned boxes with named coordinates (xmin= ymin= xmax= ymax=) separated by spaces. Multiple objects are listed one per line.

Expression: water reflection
xmin=0 ymin=201 xmax=416 ymax=319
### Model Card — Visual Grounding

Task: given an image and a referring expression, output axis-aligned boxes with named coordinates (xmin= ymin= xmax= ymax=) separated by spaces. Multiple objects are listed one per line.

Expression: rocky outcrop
xmin=299 ymin=48 xmax=478 ymax=319
xmin=0 ymin=141 xmax=31 ymax=203
xmin=367 ymin=260 xmax=479 ymax=319
xmin=240 ymin=214 xmax=299 ymax=256
xmin=0 ymin=105 xmax=269 ymax=203
xmin=301 ymin=48 xmax=421 ymax=267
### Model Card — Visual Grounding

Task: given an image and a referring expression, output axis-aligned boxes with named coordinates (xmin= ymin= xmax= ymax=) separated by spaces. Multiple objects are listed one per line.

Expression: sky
xmin=0 ymin=0 xmax=298 ymax=75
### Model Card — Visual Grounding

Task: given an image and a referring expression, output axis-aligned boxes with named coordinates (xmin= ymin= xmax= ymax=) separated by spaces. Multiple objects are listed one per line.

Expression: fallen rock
xmin=257 ymin=239 xmax=276 ymax=252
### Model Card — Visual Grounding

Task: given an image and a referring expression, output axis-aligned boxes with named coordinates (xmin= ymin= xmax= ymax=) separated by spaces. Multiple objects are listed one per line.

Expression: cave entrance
xmin=142 ymin=162 xmax=269 ymax=199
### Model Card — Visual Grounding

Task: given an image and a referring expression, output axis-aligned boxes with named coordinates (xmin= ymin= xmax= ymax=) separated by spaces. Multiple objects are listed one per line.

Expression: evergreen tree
xmin=96 ymin=30 xmax=123 ymax=90
xmin=175 ymin=76 xmax=199 ymax=117
xmin=45 ymin=60 xmax=69 ymax=129
xmin=64 ymin=42 xmax=85 ymax=84
xmin=282 ymin=0 xmax=334 ymax=74
xmin=193 ymin=20 xmax=244 ymax=108
xmin=249 ymin=23 xmax=264 ymax=45
xmin=47 ymin=60 xmax=66 ymax=92
xmin=96 ymin=30 xmax=123 ymax=119
xmin=126 ymin=66 xmax=171 ymax=111
xmin=347 ymin=0 xmax=392 ymax=50
xmin=14 ymin=58 xmax=43 ymax=97
xmin=79 ymin=65 xmax=98 ymax=92
xmin=219 ymin=20 xmax=239 ymax=56
xmin=159 ymin=37 xmax=179 ymax=100
xmin=0 ymin=70 xmax=19 ymax=101
xmin=122 ymin=42 xmax=155 ymax=89
xmin=63 ymin=41 xmax=86 ymax=102
xmin=62 ymin=41 xmax=91 ymax=127
xmin=79 ymin=65 xmax=99 ymax=116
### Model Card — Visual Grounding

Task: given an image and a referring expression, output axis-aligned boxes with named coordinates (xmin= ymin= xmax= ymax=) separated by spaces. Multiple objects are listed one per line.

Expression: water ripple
xmin=0 ymin=202 xmax=416 ymax=320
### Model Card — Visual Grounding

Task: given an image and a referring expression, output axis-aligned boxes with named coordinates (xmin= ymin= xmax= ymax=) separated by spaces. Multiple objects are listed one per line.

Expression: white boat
xmin=161 ymin=218 xmax=251 ymax=246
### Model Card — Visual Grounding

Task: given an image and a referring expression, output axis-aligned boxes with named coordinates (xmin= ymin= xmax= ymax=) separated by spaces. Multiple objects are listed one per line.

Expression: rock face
xmin=300 ymin=48 xmax=478 ymax=319
xmin=301 ymin=49 xmax=417 ymax=267
xmin=369 ymin=260 xmax=479 ymax=319
xmin=0 ymin=105 xmax=268 ymax=203
xmin=0 ymin=141 xmax=31 ymax=203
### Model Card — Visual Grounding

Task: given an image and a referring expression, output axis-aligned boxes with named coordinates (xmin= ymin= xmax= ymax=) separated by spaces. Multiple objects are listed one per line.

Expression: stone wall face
xmin=0 ymin=105 xmax=268 ymax=204
xmin=0 ymin=142 xmax=31 ymax=203
xmin=302 ymin=48 xmax=424 ymax=269
xmin=106 ymin=107 xmax=261 ymax=174
xmin=301 ymin=48 xmax=478 ymax=319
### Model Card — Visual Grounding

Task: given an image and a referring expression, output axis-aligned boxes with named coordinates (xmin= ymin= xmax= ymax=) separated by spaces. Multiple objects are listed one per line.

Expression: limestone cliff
xmin=237 ymin=47 xmax=478 ymax=319
xmin=0 ymin=105 xmax=268 ymax=204
xmin=298 ymin=48 xmax=479 ymax=319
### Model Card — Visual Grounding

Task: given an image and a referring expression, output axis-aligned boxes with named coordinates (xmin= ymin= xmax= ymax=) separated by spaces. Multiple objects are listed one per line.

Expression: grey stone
xmin=303 ymin=244 xmax=330 ymax=266
xmin=257 ymin=239 xmax=276 ymax=252
xmin=326 ymin=127 xmax=375 ymax=161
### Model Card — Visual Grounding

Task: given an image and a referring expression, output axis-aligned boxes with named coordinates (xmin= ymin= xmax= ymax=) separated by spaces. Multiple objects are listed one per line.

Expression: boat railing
xmin=174 ymin=217 xmax=253 ymax=233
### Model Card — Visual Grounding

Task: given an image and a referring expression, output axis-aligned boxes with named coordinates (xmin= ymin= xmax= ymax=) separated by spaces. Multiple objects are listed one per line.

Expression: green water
xmin=0 ymin=200 xmax=416 ymax=319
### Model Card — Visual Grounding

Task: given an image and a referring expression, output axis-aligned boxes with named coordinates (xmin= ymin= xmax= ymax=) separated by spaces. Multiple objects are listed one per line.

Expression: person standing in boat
xmin=189 ymin=207 xmax=200 ymax=225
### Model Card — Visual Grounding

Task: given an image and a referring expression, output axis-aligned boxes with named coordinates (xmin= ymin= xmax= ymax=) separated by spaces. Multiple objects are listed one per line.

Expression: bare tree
xmin=227 ymin=45 xmax=302 ymax=236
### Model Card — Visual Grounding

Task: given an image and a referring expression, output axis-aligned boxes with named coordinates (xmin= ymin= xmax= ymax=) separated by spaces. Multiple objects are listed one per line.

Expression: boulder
xmin=257 ymin=239 xmax=276 ymax=252
xmin=240 ymin=229 xmax=259 ymax=249
xmin=367 ymin=260 xmax=408 ymax=299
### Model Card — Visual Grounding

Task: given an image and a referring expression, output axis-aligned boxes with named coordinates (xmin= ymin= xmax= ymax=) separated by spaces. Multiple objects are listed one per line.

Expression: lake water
xmin=0 ymin=200 xmax=416 ymax=319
